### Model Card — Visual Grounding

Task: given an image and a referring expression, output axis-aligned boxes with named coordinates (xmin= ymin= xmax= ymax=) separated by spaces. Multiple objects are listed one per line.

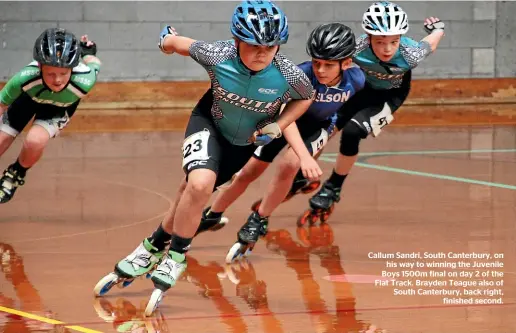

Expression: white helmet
xmin=362 ymin=1 xmax=409 ymax=35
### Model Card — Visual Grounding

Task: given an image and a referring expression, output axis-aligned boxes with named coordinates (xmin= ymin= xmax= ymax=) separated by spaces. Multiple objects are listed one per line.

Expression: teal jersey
xmin=352 ymin=34 xmax=432 ymax=89
xmin=189 ymin=40 xmax=315 ymax=146
xmin=0 ymin=61 xmax=100 ymax=107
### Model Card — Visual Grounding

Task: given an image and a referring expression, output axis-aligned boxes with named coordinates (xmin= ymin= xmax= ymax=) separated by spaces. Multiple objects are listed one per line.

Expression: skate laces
xmin=0 ymin=169 xmax=25 ymax=194
xmin=320 ymin=182 xmax=340 ymax=199
xmin=156 ymin=252 xmax=186 ymax=279
xmin=125 ymin=243 xmax=161 ymax=270
xmin=245 ymin=213 xmax=268 ymax=237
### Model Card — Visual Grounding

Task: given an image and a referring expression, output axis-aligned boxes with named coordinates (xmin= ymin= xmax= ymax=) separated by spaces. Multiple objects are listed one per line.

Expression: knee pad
xmin=339 ymin=122 xmax=366 ymax=156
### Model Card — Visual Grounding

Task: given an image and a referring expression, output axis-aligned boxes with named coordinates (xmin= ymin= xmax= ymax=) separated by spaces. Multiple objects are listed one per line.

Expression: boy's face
xmin=312 ymin=58 xmax=352 ymax=86
xmin=41 ymin=65 xmax=72 ymax=92
xmin=236 ymin=39 xmax=279 ymax=71
xmin=370 ymin=35 xmax=401 ymax=62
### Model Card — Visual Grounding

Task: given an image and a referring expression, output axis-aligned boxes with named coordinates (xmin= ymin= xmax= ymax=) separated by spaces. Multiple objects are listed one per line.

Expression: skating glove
xmin=80 ymin=41 xmax=97 ymax=57
xmin=158 ymin=25 xmax=178 ymax=54
xmin=254 ymin=122 xmax=282 ymax=146
xmin=424 ymin=19 xmax=445 ymax=34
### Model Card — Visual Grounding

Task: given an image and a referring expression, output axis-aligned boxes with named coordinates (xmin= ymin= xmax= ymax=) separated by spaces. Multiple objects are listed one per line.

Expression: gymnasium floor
xmin=0 ymin=125 xmax=515 ymax=333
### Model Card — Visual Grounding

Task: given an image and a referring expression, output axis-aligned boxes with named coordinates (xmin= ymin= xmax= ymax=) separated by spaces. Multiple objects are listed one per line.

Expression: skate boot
xmin=195 ymin=207 xmax=229 ymax=236
xmin=145 ymin=250 xmax=187 ymax=316
xmin=0 ymin=166 xmax=25 ymax=204
xmin=297 ymin=181 xmax=341 ymax=227
xmin=250 ymin=175 xmax=321 ymax=212
xmin=225 ymin=212 xmax=269 ymax=264
xmin=93 ymin=239 xmax=165 ymax=297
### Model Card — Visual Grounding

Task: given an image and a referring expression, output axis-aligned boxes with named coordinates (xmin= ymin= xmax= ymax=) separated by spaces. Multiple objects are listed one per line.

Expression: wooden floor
xmin=1 ymin=122 xmax=515 ymax=333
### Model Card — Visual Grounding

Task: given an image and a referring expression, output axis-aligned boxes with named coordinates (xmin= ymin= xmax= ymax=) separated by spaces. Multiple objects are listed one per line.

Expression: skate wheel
xmin=225 ymin=242 xmax=245 ymax=264
xmin=251 ymin=199 xmax=262 ymax=212
xmin=301 ymin=180 xmax=321 ymax=194
xmin=297 ymin=210 xmax=316 ymax=227
xmin=242 ymin=244 xmax=254 ymax=258
xmin=320 ymin=205 xmax=335 ymax=223
xmin=145 ymin=289 xmax=165 ymax=317
xmin=119 ymin=278 xmax=135 ymax=288
xmin=93 ymin=272 xmax=120 ymax=297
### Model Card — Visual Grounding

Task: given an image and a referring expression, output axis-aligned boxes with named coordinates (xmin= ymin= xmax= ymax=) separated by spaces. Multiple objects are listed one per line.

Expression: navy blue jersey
xmin=296 ymin=61 xmax=365 ymax=125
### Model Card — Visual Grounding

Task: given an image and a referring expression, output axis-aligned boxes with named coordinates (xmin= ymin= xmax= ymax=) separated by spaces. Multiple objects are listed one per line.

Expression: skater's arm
xmin=251 ymin=98 xmax=313 ymax=146
xmin=422 ymin=27 xmax=445 ymax=52
xmin=283 ymin=123 xmax=323 ymax=181
xmin=422 ymin=17 xmax=445 ymax=52
xmin=0 ymin=70 xmax=26 ymax=107
xmin=159 ymin=26 xmax=196 ymax=56
xmin=79 ymin=35 xmax=102 ymax=74
xmin=276 ymin=98 xmax=313 ymax=131
xmin=283 ymin=123 xmax=312 ymax=160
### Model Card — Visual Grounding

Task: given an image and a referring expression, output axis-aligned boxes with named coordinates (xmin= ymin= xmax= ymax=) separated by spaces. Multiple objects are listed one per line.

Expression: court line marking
xmin=320 ymin=148 xmax=516 ymax=190
xmin=10 ymin=174 xmax=173 ymax=243
xmin=323 ymin=148 xmax=516 ymax=157
xmin=54 ymin=301 xmax=516 ymax=327
xmin=0 ymin=306 xmax=102 ymax=333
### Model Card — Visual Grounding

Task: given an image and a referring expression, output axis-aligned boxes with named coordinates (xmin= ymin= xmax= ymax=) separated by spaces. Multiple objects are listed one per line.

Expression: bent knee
xmin=278 ymin=151 xmax=301 ymax=175
xmin=186 ymin=171 xmax=216 ymax=197
xmin=339 ymin=122 xmax=365 ymax=157
xmin=23 ymin=129 xmax=50 ymax=151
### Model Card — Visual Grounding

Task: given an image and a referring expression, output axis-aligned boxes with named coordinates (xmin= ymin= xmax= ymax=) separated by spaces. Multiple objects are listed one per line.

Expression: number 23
xmin=183 ymin=139 xmax=203 ymax=158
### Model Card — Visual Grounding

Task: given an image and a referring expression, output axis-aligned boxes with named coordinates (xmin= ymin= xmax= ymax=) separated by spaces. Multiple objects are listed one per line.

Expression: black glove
xmin=424 ymin=20 xmax=445 ymax=34
xmin=80 ymin=41 xmax=97 ymax=57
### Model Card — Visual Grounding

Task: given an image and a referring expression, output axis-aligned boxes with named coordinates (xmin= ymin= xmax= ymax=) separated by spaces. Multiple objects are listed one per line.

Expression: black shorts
xmin=0 ymin=92 xmax=79 ymax=138
xmin=336 ymin=70 xmax=411 ymax=136
xmin=182 ymin=90 xmax=256 ymax=189
xmin=253 ymin=120 xmax=332 ymax=163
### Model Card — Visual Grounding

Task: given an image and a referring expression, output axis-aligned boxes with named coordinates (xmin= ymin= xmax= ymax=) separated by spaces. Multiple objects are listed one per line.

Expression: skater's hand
xmin=251 ymin=122 xmax=282 ymax=146
xmin=300 ymin=156 xmax=322 ymax=182
xmin=80 ymin=35 xmax=97 ymax=57
xmin=159 ymin=25 xmax=178 ymax=54
xmin=424 ymin=17 xmax=445 ymax=34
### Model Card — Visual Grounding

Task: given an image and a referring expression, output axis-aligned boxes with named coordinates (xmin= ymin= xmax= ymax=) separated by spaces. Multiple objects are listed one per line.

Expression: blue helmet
xmin=231 ymin=1 xmax=289 ymax=46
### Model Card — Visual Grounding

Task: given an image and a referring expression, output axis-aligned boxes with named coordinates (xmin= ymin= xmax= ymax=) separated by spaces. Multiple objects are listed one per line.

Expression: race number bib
xmin=310 ymin=129 xmax=329 ymax=156
xmin=370 ymin=103 xmax=394 ymax=137
xmin=182 ymin=129 xmax=210 ymax=168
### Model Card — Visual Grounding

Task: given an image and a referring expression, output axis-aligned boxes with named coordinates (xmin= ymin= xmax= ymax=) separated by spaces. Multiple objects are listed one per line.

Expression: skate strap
xmin=370 ymin=103 xmax=394 ymax=137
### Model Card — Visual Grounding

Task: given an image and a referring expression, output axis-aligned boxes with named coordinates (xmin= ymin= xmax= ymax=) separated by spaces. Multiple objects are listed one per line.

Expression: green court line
xmin=322 ymin=148 xmax=516 ymax=158
xmin=319 ymin=155 xmax=516 ymax=190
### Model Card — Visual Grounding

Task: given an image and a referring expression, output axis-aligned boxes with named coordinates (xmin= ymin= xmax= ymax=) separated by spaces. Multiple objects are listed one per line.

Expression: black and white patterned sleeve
xmin=189 ymin=40 xmax=238 ymax=67
xmin=353 ymin=34 xmax=370 ymax=58
xmin=273 ymin=53 xmax=315 ymax=100
xmin=399 ymin=37 xmax=433 ymax=69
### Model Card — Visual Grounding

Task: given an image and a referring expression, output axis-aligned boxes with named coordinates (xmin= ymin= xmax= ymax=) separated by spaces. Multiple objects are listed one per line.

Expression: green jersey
xmin=0 ymin=61 xmax=100 ymax=108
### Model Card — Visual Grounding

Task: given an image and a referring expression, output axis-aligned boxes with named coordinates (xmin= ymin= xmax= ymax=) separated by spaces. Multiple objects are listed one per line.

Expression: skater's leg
xmin=195 ymin=157 xmax=269 ymax=235
xmin=0 ymin=132 xmax=15 ymax=156
xmin=196 ymin=137 xmax=285 ymax=235
xmin=258 ymin=148 xmax=300 ymax=217
xmin=0 ymin=125 xmax=51 ymax=203
xmin=211 ymin=157 xmax=269 ymax=214
xmin=323 ymin=121 xmax=363 ymax=189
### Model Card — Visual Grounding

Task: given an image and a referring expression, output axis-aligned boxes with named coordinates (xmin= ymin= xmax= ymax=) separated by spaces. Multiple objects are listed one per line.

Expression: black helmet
xmin=33 ymin=28 xmax=81 ymax=68
xmin=306 ymin=23 xmax=356 ymax=60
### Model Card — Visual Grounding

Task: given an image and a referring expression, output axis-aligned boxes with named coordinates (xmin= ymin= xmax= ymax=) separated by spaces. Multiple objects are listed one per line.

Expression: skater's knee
xmin=0 ymin=132 xmax=15 ymax=155
xmin=278 ymin=151 xmax=300 ymax=176
xmin=186 ymin=170 xmax=216 ymax=199
xmin=23 ymin=127 xmax=51 ymax=152
xmin=339 ymin=122 xmax=364 ymax=157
